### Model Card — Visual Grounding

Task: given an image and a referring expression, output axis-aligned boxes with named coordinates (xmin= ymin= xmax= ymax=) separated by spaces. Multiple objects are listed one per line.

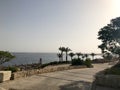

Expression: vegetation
xmin=59 ymin=47 xmax=65 ymax=61
xmin=0 ymin=51 xmax=15 ymax=65
xmin=57 ymin=53 xmax=62 ymax=62
xmin=69 ymin=52 xmax=75 ymax=60
xmin=98 ymin=17 xmax=120 ymax=59
xmin=81 ymin=54 xmax=85 ymax=60
xmin=57 ymin=46 xmax=94 ymax=67
xmin=90 ymin=53 xmax=95 ymax=60
xmin=57 ymin=47 xmax=96 ymax=62
xmin=84 ymin=54 xmax=89 ymax=59
xmin=84 ymin=58 xmax=92 ymax=68
xmin=40 ymin=61 xmax=70 ymax=68
xmin=71 ymin=58 xmax=84 ymax=66
xmin=104 ymin=68 xmax=120 ymax=75
xmin=5 ymin=66 xmax=18 ymax=72
xmin=58 ymin=46 xmax=71 ymax=62
xmin=76 ymin=52 xmax=82 ymax=59
xmin=71 ymin=58 xmax=92 ymax=68
xmin=64 ymin=47 xmax=71 ymax=62
xmin=97 ymin=17 xmax=120 ymax=75
xmin=103 ymin=52 xmax=113 ymax=61
xmin=104 ymin=62 xmax=120 ymax=75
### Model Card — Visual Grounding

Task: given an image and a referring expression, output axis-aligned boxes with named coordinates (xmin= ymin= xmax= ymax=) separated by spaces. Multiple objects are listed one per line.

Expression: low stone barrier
xmin=0 ymin=71 xmax=11 ymax=82
xmin=11 ymin=65 xmax=87 ymax=80
xmin=92 ymin=74 xmax=120 ymax=90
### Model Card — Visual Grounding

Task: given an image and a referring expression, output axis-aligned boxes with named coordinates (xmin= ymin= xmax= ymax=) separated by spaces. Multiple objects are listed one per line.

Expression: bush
xmin=104 ymin=68 xmax=120 ymax=75
xmin=40 ymin=61 xmax=71 ymax=68
xmin=112 ymin=62 xmax=120 ymax=68
xmin=49 ymin=61 xmax=59 ymax=65
xmin=58 ymin=61 xmax=71 ymax=64
xmin=71 ymin=58 xmax=84 ymax=65
xmin=84 ymin=58 xmax=92 ymax=68
xmin=40 ymin=63 xmax=49 ymax=68
xmin=5 ymin=66 xmax=18 ymax=73
xmin=104 ymin=62 xmax=120 ymax=75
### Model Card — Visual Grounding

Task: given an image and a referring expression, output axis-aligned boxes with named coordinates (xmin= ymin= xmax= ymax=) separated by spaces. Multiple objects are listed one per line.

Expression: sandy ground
xmin=0 ymin=63 xmax=117 ymax=90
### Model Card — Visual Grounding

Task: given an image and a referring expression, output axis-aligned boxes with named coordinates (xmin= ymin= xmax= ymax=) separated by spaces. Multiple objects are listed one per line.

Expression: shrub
xmin=40 ymin=61 xmax=71 ymax=68
xmin=84 ymin=58 xmax=92 ymax=68
xmin=5 ymin=66 xmax=18 ymax=73
xmin=104 ymin=62 xmax=120 ymax=75
xmin=112 ymin=62 xmax=120 ymax=68
xmin=104 ymin=68 xmax=120 ymax=75
xmin=49 ymin=61 xmax=58 ymax=65
xmin=59 ymin=61 xmax=71 ymax=64
xmin=40 ymin=63 xmax=49 ymax=68
xmin=71 ymin=58 xmax=84 ymax=65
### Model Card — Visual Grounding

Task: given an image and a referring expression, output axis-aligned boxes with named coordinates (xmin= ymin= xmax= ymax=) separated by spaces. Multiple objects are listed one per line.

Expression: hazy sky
xmin=0 ymin=0 xmax=120 ymax=53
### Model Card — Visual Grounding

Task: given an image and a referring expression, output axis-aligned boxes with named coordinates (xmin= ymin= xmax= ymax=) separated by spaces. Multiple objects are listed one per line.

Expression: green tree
xmin=81 ymin=54 xmax=85 ymax=60
xmin=90 ymin=53 xmax=95 ymax=60
xmin=103 ymin=52 xmax=112 ymax=61
xmin=65 ymin=47 xmax=71 ymax=62
xmin=113 ymin=47 xmax=120 ymax=59
xmin=98 ymin=17 xmax=120 ymax=60
xmin=85 ymin=54 xmax=88 ymax=59
xmin=57 ymin=53 xmax=62 ymax=62
xmin=0 ymin=51 xmax=15 ymax=64
xmin=76 ymin=52 xmax=82 ymax=59
xmin=59 ymin=47 xmax=65 ymax=61
xmin=69 ymin=52 xmax=75 ymax=60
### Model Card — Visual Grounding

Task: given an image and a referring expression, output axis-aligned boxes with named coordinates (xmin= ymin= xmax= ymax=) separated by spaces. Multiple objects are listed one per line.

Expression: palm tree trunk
xmin=66 ymin=52 xmax=68 ymax=62
xmin=61 ymin=52 xmax=63 ymax=61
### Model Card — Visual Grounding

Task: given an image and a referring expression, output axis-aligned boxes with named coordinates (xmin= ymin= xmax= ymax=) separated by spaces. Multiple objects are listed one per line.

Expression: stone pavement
xmin=0 ymin=63 xmax=118 ymax=90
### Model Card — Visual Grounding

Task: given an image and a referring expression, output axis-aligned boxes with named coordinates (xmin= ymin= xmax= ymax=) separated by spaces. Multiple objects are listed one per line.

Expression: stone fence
xmin=11 ymin=65 xmax=87 ymax=80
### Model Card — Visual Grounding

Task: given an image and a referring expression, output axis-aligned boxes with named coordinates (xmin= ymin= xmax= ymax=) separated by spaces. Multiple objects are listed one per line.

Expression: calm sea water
xmin=3 ymin=52 xmax=102 ymax=66
xmin=3 ymin=53 xmax=59 ymax=66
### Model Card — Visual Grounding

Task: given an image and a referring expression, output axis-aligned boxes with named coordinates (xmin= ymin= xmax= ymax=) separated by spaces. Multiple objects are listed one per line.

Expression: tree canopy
xmin=0 ymin=51 xmax=15 ymax=64
xmin=98 ymin=17 xmax=120 ymax=57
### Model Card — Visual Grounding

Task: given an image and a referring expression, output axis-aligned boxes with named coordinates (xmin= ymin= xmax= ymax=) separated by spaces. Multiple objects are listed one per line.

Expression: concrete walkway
xmin=0 ymin=63 xmax=117 ymax=90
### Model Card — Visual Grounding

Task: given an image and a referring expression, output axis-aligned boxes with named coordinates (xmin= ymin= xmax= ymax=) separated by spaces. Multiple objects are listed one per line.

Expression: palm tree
xmin=81 ymin=54 xmax=85 ymax=60
xmin=57 ymin=53 xmax=62 ymax=62
xmin=59 ymin=47 xmax=65 ymax=61
xmin=91 ymin=53 xmax=95 ymax=60
xmin=85 ymin=54 xmax=88 ymax=59
xmin=65 ymin=47 xmax=71 ymax=62
xmin=76 ymin=52 xmax=82 ymax=59
xmin=69 ymin=52 xmax=75 ymax=60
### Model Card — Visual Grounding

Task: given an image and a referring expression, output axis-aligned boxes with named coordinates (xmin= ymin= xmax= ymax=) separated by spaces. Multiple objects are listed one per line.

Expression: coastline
xmin=0 ymin=63 xmax=111 ymax=90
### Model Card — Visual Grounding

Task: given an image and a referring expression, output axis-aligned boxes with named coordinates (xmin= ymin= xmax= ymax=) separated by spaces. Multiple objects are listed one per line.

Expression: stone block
xmin=0 ymin=71 xmax=11 ymax=82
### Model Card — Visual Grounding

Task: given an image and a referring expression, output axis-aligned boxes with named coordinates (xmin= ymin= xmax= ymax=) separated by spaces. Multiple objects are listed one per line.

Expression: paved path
xmin=0 ymin=63 xmax=113 ymax=90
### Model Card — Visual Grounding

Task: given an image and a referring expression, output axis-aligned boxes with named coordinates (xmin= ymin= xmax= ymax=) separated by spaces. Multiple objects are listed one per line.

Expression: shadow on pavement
xmin=59 ymin=81 xmax=91 ymax=90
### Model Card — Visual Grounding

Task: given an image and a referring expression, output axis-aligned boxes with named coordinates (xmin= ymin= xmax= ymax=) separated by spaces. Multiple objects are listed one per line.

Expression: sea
xmin=3 ymin=52 xmax=59 ymax=66
xmin=3 ymin=52 xmax=102 ymax=66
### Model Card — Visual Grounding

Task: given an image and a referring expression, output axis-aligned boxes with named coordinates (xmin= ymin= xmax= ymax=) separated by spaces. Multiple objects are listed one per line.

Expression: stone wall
xmin=92 ymin=74 xmax=120 ymax=90
xmin=11 ymin=65 xmax=87 ymax=80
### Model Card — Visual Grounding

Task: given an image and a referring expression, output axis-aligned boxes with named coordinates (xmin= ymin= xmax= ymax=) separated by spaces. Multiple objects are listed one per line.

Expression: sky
xmin=0 ymin=0 xmax=120 ymax=53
